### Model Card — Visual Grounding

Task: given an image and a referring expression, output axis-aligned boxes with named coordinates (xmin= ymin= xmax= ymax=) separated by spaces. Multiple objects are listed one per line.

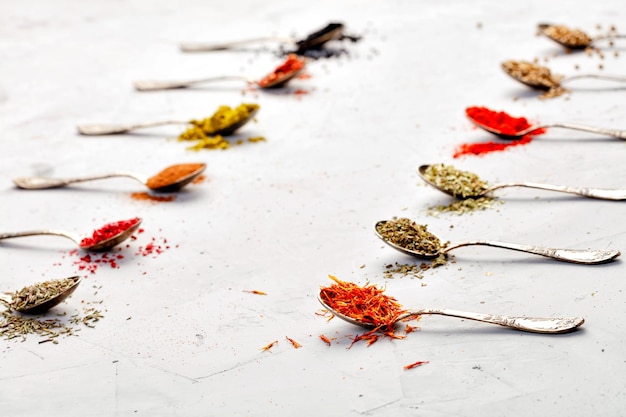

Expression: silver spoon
xmin=538 ymin=23 xmax=626 ymax=50
xmin=0 ymin=276 xmax=81 ymax=315
xmin=467 ymin=114 xmax=626 ymax=140
xmin=0 ymin=218 xmax=142 ymax=252
xmin=133 ymin=64 xmax=304 ymax=91
xmin=374 ymin=220 xmax=620 ymax=264
xmin=13 ymin=163 xmax=206 ymax=192
xmin=318 ymin=291 xmax=584 ymax=334
xmin=501 ymin=60 xmax=626 ymax=91
xmin=77 ymin=107 xmax=258 ymax=136
xmin=418 ymin=164 xmax=626 ymax=200
xmin=180 ymin=22 xmax=344 ymax=52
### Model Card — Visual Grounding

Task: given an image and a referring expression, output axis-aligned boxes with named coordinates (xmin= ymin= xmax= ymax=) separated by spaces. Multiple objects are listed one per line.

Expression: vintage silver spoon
xmin=0 ymin=276 xmax=81 ymax=315
xmin=133 ymin=65 xmax=304 ymax=91
xmin=417 ymin=164 xmax=626 ymax=200
xmin=13 ymin=163 xmax=206 ymax=192
xmin=180 ymin=22 xmax=344 ymax=52
xmin=318 ymin=291 xmax=584 ymax=334
xmin=77 ymin=108 xmax=258 ymax=136
xmin=0 ymin=218 xmax=141 ymax=252
xmin=538 ymin=23 xmax=626 ymax=50
xmin=374 ymin=220 xmax=620 ymax=264
xmin=467 ymin=115 xmax=626 ymax=140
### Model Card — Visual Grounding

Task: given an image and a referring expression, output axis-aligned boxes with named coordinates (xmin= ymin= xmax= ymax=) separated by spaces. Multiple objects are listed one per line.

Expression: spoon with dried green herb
xmin=418 ymin=164 xmax=626 ymax=200
xmin=537 ymin=23 xmax=626 ymax=50
xmin=374 ymin=218 xmax=620 ymax=264
xmin=0 ymin=276 xmax=81 ymax=315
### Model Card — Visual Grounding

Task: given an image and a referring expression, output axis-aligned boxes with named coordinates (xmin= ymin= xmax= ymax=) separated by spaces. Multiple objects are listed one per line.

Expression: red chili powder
xmin=466 ymin=106 xmax=538 ymax=135
xmin=79 ymin=218 xmax=141 ymax=248
xmin=257 ymin=54 xmax=306 ymax=88
xmin=453 ymin=135 xmax=533 ymax=158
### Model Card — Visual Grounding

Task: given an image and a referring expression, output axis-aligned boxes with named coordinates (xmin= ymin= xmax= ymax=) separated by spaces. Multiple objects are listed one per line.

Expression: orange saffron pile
xmin=257 ymin=54 xmax=306 ymax=88
xmin=320 ymin=275 xmax=407 ymax=345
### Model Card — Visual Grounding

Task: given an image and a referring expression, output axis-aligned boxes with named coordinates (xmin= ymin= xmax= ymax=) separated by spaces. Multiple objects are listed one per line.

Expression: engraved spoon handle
xmin=13 ymin=171 xmax=147 ymax=189
xmin=524 ymin=122 xmax=626 ymax=139
xmin=134 ymin=75 xmax=252 ymax=91
xmin=484 ymin=182 xmax=626 ymax=200
xmin=398 ymin=309 xmax=584 ymax=334
xmin=0 ymin=230 xmax=81 ymax=245
xmin=179 ymin=36 xmax=295 ymax=52
xmin=444 ymin=240 xmax=620 ymax=264
xmin=77 ymin=120 xmax=189 ymax=135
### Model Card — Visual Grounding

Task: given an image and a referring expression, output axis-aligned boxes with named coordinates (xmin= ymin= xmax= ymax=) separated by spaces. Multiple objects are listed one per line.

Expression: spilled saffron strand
xmin=403 ymin=360 xmax=429 ymax=370
xmin=79 ymin=218 xmax=141 ymax=248
xmin=319 ymin=275 xmax=408 ymax=345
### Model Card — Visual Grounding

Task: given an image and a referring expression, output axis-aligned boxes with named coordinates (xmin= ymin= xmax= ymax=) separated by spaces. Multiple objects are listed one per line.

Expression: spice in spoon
xmin=79 ymin=217 xmax=141 ymax=249
xmin=4 ymin=277 xmax=77 ymax=312
xmin=257 ymin=54 xmax=306 ymax=88
xmin=541 ymin=24 xmax=592 ymax=49
xmin=501 ymin=60 xmax=567 ymax=98
xmin=466 ymin=106 xmax=543 ymax=136
xmin=422 ymin=163 xmax=489 ymax=198
xmin=145 ymin=163 xmax=205 ymax=190
xmin=376 ymin=218 xmax=446 ymax=255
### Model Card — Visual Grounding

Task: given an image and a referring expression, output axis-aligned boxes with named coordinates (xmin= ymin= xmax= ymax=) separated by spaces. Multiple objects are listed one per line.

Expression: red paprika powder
xmin=257 ymin=54 xmax=306 ymax=88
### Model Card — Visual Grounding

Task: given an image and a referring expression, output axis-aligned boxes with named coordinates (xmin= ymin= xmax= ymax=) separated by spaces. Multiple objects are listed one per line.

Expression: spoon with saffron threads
xmin=13 ymin=163 xmax=206 ymax=193
xmin=374 ymin=218 xmax=620 ymax=264
xmin=0 ymin=218 xmax=142 ymax=252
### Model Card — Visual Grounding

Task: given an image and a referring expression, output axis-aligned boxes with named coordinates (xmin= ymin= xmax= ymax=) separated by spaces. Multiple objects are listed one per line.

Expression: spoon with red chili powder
xmin=134 ymin=55 xmax=306 ymax=91
xmin=0 ymin=217 xmax=141 ymax=252
xmin=318 ymin=276 xmax=584 ymax=334
xmin=13 ymin=163 xmax=206 ymax=193
xmin=467 ymin=106 xmax=626 ymax=140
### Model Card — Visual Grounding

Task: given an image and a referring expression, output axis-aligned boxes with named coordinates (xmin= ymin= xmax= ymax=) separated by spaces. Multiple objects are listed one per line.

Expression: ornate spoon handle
xmin=180 ymin=36 xmax=295 ymax=52
xmin=563 ymin=73 xmax=626 ymax=85
xmin=13 ymin=172 xmax=147 ymax=189
xmin=485 ymin=182 xmax=626 ymax=200
xmin=76 ymin=120 xmax=188 ymax=135
xmin=134 ymin=75 xmax=251 ymax=91
xmin=444 ymin=240 xmax=620 ymax=264
xmin=398 ymin=309 xmax=584 ymax=334
xmin=524 ymin=122 xmax=626 ymax=139
xmin=0 ymin=230 xmax=81 ymax=245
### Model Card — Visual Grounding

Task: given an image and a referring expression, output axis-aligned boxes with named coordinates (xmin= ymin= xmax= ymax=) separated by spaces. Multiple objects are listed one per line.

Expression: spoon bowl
xmin=318 ymin=289 xmax=584 ymax=334
xmin=538 ymin=23 xmax=626 ymax=50
xmin=0 ymin=218 xmax=142 ymax=252
xmin=11 ymin=276 xmax=81 ymax=315
xmin=374 ymin=219 xmax=620 ymax=264
xmin=13 ymin=163 xmax=206 ymax=192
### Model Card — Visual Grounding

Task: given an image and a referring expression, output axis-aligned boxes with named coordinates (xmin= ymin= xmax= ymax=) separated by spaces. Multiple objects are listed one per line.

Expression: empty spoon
xmin=374 ymin=218 xmax=620 ymax=264
xmin=318 ymin=290 xmax=584 ymax=334
xmin=134 ymin=55 xmax=306 ymax=91
xmin=502 ymin=60 xmax=626 ymax=91
xmin=0 ymin=217 xmax=142 ymax=252
xmin=180 ymin=22 xmax=344 ymax=52
xmin=538 ymin=23 xmax=626 ymax=50
xmin=13 ymin=163 xmax=206 ymax=193
xmin=77 ymin=105 xmax=258 ymax=136
xmin=0 ymin=276 xmax=81 ymax=315
xmin=418 ymin=164 xmax=626 ymax=201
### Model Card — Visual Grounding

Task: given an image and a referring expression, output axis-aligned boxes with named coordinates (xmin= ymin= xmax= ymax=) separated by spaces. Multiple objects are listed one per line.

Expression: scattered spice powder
xmin=421 ymin=163 xmax=489 ymax=199
xmin=79 ymin=217 xmax=141 ymax=249
xmin=319 ymin=275 xmax=410 ymax=345
xmin=3 ymin=277 xmax=77 ymax=312
xmin=427 ymin=197 xmax=501 ymax=216
xmin=145 ymin=163 xmax=205 ymax=191
xmin=376 ymin=218 xmax=447 ymax=257
xmin=453 ymin=135 xmax=533 ymax=158
xmin=257 ymin=54 xmax=306 ymax=88
xmin=286 ymin=336 xmax=302 ymax=349
xmin=501 ymin=60 xmax=568 ymax=98
xmin=260 ymin=340 xmax=278 ymax=352
xmin=243 ymin=290 xmax=267 ymax=295
xmin=404 ymin=360 xmax=429 ymax=370
xmin=130 ymin=192 xmax=176 ymax=203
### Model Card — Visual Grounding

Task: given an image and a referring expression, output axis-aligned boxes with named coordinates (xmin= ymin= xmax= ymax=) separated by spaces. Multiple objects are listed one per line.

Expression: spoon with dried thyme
xmin=538 ymin=23 xmax=626 ymax=50
xmin=77 ymin=103 xmax=258 ymax=136
xmin=13 ymin=163 xmax=206 ymax=193
xmin=318 ymin=278 xmax=584 ymax=334
xmin=501 ymin=60 xmax=626 ymax=98
xmin=0 ymin=217 xmax=142 ymax=252
xmin=134 ymin=55 xmax=305 ymax=91
xmin=179 ymin=22 xmax=344 ymax=52
xmin=0 ymin=276 xmax=81 ymax=314
xmin=418 ymin=164 xmax=626 ymax=201
xmin=374 ymin=218 xmax=620 ymax=264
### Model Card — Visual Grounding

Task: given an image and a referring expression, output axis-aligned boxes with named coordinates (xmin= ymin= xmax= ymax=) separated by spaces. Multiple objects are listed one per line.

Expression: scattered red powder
xmin=79 ymin=217 xmax=141 ymax=248
xmin=453 ymin=135 xmax=533 ymax=158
